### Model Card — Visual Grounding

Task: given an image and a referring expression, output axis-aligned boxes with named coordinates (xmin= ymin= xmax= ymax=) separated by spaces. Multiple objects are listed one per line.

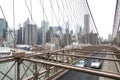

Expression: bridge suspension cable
xmin=0 ymin=5 xmax=15 ymax=45
xmin=86 ymin=0 xmax=101 ymax=44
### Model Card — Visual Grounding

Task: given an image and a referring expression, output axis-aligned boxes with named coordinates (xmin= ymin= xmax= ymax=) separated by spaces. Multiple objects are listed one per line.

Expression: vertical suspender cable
xmin=30 ymin=0 xmax=33 ymax=44
xmin=13 ymin=0 xmax=16 ymax=51
xmin=12 ymin=0 xmax=17 ymax=79
xmin=30 ymin=0 xmax=32 ymax=24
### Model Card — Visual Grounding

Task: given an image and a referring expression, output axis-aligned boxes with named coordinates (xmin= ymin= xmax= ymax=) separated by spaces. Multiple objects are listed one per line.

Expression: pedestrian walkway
xmin=99 ymin=55 xmax=118 ymax=80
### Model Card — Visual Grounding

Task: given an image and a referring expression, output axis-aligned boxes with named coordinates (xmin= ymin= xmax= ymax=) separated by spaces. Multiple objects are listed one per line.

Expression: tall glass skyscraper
xmin=0 ymin=18 xmax=8 ymax=40
xmin=41 ymin=20 xmax=49 ymax=45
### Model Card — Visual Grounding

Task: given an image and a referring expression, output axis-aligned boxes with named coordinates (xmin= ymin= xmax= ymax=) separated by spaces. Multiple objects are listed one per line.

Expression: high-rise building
xmin=70 ymin=30 xmax=74 ymax=43
xmin=108 ymin=34 xmax=112 ymax=41
xmin=7 ymin=29 xmax=14 ymax=46
xmin=65 ymin=22 xmax=70 ymax=45
xmin=0 ymin=18 xmax=8 ymax=41
xmin=46 ymin=29 xmax=51 ymax=43
xmin=17 ymin=27 xmax=23 ymax=44
xmin=23 ymin=18 xmax=30 ymax=27
xmin=23 ymin=18 xmax=38 ymax=45
xmin=41 ymin=20 xmax=49 ymax=32
xmin=46 ymin=26 xmax=63 ymax=44
xmin=24 ymin=24 xmax=38 ymax=45
xmin=38 ymin=27 xmax=43 ymax=45
xmin=41 ymin=20 xmax=49 ymax=45
xmin=81 ymin=32 xmax=98 ymax=45
xmin=46 ymin=26 xmax=55 ymax=43
xmin=83 ymin=14 xmax=90 ymax=35
xmin=75 ymin=25 xmax=82 ymax=42
xmin=77 ymin=26 xmax=82 ymax=43
xmin=89 ymin=33 xmax=98 ymax=45
xmin=58 ymin=26 xmax=63 ymax=44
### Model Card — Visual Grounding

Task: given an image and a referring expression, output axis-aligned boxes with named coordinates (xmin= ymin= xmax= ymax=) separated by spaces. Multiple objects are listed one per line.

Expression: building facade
xmin=83 ymin=14 xmax=90 ymax=35
xmin=17 ymin=27 xmax=23 ymax=44
xmin=24 ymin=24 xmax=38 ymax=45
xmin=81 ymin=32 xmax=98 ymax=45
xmin=41 ymin=20 xmax=49 ymax=45
xmin=0 ymin=18 xmax=8 ymax=45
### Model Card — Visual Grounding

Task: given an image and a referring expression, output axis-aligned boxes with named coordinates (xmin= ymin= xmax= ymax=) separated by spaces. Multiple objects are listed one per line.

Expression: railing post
xmin=12 ymin=52 xmax=25 ymax=80
xmin=33 ymin=62 xmax=38 ymax=80
xmin=17 ymin=58 xmax=21 ymax=80
xmin=45 ymin=65 xmax=50 ymax=78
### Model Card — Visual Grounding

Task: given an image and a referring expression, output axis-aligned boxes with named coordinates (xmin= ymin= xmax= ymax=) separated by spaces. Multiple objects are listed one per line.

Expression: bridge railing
xmin=0 ymin=45 xmax=120 ymax=80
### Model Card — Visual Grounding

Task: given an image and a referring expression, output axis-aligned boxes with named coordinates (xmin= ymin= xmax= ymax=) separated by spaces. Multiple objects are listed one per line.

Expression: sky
xmin=87 ymin=0 xmax=116 ymax=39
xmin=0 ymin=0 xmax=117 ymax=39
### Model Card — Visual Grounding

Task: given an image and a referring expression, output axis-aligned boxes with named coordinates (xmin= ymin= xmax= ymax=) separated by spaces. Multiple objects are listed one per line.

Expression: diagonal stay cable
xmin=38 ymin=0 xmax=49 ymax=23
xmin=0 ymin=5 xmax=15 ymax=47
xmin=13 ymin=0 xmax=17 ymax=51
xmin=49 ymin=0 xmax=59 ymax=26
xmin=49 ymin=0 xmax=64 ymax=45
xmin=61 ymin=0 xmax=69 ymax=21
xmin=56 ymin=0 xmax=65 ymax=24
xmin=53 ymin=0 xmax=65 ymax=43
xmin=64 ymin=0 xmax=75 ymax=31
xmin=38 ymin=0 xmax=59 ymax=46
xmin=86 ymin=0 xmax=101 ymax=44
xmin=24 ymin=0 xmax=34 ymax=24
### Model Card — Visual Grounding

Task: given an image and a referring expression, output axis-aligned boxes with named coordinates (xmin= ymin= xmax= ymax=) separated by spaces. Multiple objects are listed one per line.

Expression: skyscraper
xmin=83 ymin=14 xmax=90 ymax=35
xmin=0 ymin=18 xmax=8 ymax=45
xmin=108 ymin=34 xmax=112 ymax=41
xmin=24 ymin=24 xmax=38 ymax=45
xmin=41 ymin=20 xmax=49 ymax=45
xmin=17 ymin=27 xmax=23 ymax=44
xmin=77 ymin=26 xmax=82 ymax=43
xmin=22 ymin=18 xmax=38 ymax=45
xmin=65 ymin=22 xmax=70 ymax=45
xmin=38 ymin=27 xmax=43 ymax=44
xmin=23 ymin=18 xmax=30 ymax=27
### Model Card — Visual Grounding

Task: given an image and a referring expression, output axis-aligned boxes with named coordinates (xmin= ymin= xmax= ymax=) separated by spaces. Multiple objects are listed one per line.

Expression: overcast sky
xmin=0 ymin=0 xmax=117 ymax=39
xmin=87 ymin=0 xmax=116 ymax=39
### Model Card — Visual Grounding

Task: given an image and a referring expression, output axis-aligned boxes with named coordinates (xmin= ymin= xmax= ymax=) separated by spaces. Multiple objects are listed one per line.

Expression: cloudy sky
xmin=0 ymin=0 xmax=117 ymax=39
xmin=87 ymin=0 xmax=116 ymax=39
